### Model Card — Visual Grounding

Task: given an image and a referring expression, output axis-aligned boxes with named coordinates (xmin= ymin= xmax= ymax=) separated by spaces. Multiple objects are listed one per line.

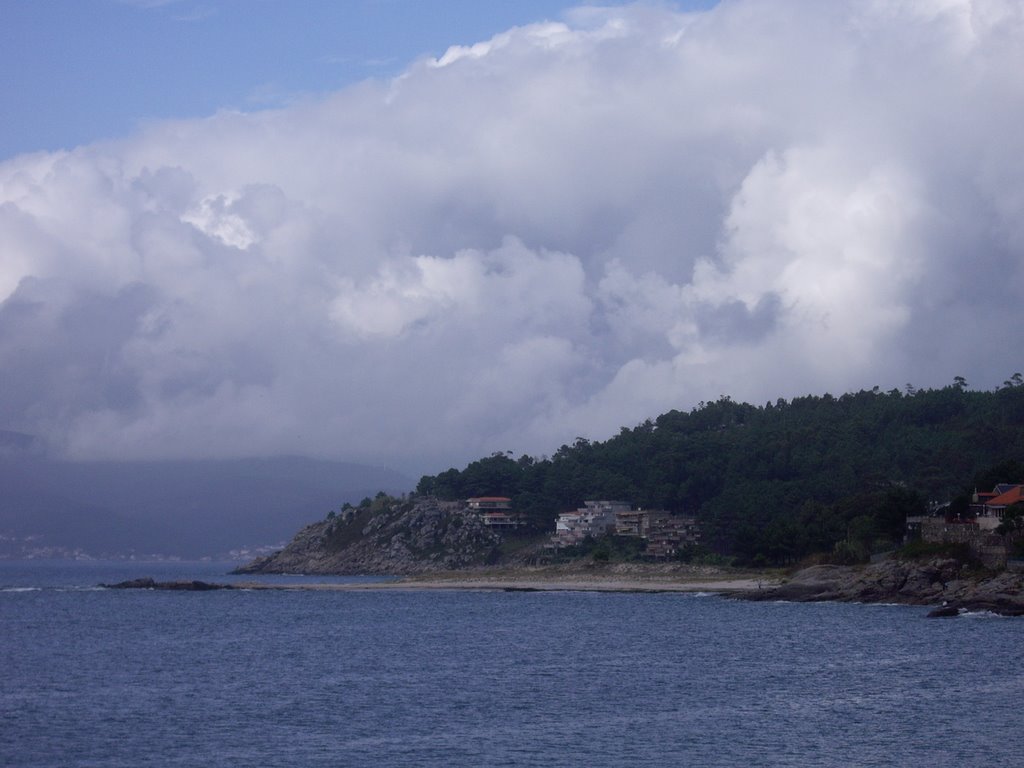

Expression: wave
xmin=958 ymin=610 xmax=1006 ymax=620
xmin=1 ymin=585 xmax=107 ymax=593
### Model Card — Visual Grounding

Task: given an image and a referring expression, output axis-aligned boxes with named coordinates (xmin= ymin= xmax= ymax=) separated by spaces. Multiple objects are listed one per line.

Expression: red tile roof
xmin=986 ymin=485 xmax=1024 ymax=507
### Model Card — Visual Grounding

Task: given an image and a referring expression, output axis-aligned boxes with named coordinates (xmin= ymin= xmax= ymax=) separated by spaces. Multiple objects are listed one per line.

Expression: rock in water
xmin=101 ymin=578 xmax=234 ymax=591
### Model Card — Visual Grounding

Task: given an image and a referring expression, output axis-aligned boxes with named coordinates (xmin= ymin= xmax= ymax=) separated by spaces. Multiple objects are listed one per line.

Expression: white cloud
xmin=2 ymin=0 xmax=1024 ymax=473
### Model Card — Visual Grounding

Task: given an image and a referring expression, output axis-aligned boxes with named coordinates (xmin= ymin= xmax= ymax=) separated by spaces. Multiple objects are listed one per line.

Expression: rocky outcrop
xmin=101 ymin=578 xmax=234 ymax=591
xmin=234 ymin=497 xmax=503 ymax=575
xmin=738 ymin=558 xmax=1024 ymax=616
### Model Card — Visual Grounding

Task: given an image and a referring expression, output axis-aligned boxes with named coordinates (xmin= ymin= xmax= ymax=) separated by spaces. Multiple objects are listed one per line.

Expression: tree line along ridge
xmin=415 ymin=379 xmax=1024 ymax=566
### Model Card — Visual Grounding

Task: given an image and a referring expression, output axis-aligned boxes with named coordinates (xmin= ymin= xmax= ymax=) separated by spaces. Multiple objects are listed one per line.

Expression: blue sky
xmin=1 ymin=0 xmax=716 ymax=160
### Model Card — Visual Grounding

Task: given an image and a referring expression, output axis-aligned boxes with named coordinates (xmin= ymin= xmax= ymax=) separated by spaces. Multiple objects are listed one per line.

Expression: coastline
xmin=105 ymin=563 xmax=779 ymax=594
xmin=734 ymin=559 xmax=1024 ymax=617
xmin=236 ymin=575 xmax=772 ymax=594
xmin=100 ymin=558 xmax=1024 ymax=615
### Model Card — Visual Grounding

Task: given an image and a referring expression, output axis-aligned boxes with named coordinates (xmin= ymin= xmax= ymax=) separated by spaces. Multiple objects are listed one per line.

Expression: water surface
xmin=2 ymin=561 xmax=1021 ymax=767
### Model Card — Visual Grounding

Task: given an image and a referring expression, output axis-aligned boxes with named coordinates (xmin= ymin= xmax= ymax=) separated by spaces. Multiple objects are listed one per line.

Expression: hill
xmin=416 ymin=381 xmax=1024 ymax=565
xmin=0 ymin=454 xmax=412 ymax=559
xmin=235 ymin=496 xmax=503 ymax=575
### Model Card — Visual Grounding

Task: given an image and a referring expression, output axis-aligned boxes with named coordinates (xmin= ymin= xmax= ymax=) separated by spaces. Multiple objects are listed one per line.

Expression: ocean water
xmin=2 ymin=561 xmax=1023 ymax=767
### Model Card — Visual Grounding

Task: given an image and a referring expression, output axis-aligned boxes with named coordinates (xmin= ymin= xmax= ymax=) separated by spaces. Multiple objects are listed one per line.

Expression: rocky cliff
xmin=739 ymin=558 xmax=1024 ymax=616
xmin=234 ymin=497 xmax=503 ymax=575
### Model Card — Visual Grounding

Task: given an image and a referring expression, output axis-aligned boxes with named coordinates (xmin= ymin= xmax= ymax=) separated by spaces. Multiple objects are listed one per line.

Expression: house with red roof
xmin=466 ymin=497 xmax=525 ymax=529
xmin=975 ymin=485 xmax=1024 ymax=530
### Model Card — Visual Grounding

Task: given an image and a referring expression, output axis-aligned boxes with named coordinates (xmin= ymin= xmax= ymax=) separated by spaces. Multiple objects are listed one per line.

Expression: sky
xmin=1 ymin=0 xmax=1023 ymax=476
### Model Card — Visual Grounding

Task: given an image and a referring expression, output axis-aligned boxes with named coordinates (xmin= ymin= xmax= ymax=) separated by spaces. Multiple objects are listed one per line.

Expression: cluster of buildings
xmin=614 ymin=509 xmax=702 ymax=559
xmin=906 ymin=483 xmax=1024 ymax=568
xmin=549 ymin=500 xmax=700 ymax=559
xmin=551 ymin=500 xmax=630 ymax=547
xmin=462 ymin=496 xmax=700 ymax=559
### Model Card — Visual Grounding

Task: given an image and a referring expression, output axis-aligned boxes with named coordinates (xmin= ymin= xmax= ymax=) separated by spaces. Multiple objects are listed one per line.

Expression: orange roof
xmin=986 ymin=485 xmax=1024 ymax=507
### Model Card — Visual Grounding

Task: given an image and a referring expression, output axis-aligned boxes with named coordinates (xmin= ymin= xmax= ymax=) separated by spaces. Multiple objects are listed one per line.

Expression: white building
xmin=551 ymin=501 xmax=631 ymax=547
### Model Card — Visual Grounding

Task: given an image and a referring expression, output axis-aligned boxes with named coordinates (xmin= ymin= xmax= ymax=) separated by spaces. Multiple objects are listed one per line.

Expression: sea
xmin=2 ymin=560 xmax=1023 ymax=768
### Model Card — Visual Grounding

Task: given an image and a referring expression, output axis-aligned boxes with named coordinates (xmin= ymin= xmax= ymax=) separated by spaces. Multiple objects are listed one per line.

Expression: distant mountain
xmin=0 ymin=429 xmax=41 ymax=454
xmin=0 ymin=455 xmax=412 ymax=559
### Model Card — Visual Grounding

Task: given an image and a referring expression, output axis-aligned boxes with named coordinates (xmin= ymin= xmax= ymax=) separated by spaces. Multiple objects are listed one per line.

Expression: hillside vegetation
xmin=416 ymin=380 xmax=1024 ymax=565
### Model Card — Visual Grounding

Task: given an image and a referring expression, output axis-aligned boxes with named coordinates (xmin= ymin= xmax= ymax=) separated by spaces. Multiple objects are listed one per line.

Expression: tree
xmin=996 ymin=503 xmax=1024 ymax=536
xmin=416 ymin=383 xmax=1024 ymax=560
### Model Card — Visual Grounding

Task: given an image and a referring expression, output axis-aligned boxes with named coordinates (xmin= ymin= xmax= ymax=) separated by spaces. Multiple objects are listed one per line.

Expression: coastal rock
xmin=739 ymin=558 xmax=1024 ymax=616
xmin=926 ymin=605 xmax=960 ymax=618
xmin=234 ymin=497 xmax=502 ymax=575
xmin=101 ymin=578 xmax=234 ymax=591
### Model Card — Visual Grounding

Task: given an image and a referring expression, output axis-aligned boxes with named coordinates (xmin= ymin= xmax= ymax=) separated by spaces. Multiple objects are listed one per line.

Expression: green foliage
xmin=324 ymin=506 xmax=376 ymax=551
xmin=972 ymin=460 xmax=1024 ymax=493
xmin=676 ymin=544 xmax=733 ymax=567
xmin=323 ymin=493 xmax=405 ymax=552
xmin=417 ymin=382 xmax=1024 ymax=565
xmin=996 ymin=503 xmax=1024 ymax=536
xmin=896 ymin=540 xmax=973 ymax=563
xmin=553 ymin=534 xmax=645 ymax=563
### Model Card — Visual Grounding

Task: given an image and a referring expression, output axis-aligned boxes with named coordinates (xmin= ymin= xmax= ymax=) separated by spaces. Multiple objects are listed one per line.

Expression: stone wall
xmin=918 ymin=518 xmax=1008 ymax=569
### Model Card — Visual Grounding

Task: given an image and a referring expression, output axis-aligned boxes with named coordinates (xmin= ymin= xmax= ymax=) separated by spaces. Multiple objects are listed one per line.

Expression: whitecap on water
xmin=958 ymin=610 xmax=1006 ymax=620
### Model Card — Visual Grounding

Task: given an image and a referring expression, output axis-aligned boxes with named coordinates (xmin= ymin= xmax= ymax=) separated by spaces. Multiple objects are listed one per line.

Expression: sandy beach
xmin=234 ymin=565 xmax=778 ymax=594
xmin=275 ymin=578 xmax=769 ymax=593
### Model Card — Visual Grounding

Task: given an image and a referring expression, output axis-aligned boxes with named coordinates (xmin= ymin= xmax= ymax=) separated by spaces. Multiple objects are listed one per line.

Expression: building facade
xmin=614 ymin=509 xmax=701 ymax=558
xmin=466 ymin=497 xmax=525 ymax=529
xmin=551 ymin=501 xmax=630 ymax=547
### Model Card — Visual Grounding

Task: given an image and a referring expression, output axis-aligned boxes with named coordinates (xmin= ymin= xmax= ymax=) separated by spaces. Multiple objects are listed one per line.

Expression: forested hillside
xmin=417 ymin=381 xmax=1024 ymax=564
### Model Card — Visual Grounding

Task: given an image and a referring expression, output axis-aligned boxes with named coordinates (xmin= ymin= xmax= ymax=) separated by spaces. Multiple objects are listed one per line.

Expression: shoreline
xmin=102 ymin=566 xmax=779 ymax=594
xmin=97 ymin=558 xmax=1024 ymax=615
xmin=236 ymin=576 xmax=772 ymax=594
xmin=248 ymin=562 xmax=779 ymax=594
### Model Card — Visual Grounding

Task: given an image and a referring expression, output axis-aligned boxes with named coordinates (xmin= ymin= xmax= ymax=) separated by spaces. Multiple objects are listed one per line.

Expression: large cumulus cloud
xmin=2 ymin=0 xmax=1023 ymax=473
